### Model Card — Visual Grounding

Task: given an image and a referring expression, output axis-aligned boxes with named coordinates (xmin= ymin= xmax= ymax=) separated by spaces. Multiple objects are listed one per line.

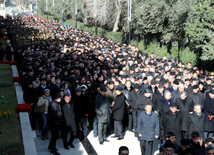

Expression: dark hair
xmin=191 ymin=131 xmax=200 ymax=139
xmin=166 ymin=132 xmax=175 ymax=139
xmin=119 ymin=146 xmax=129 ymax=154
xmin=205 ymin=138 xmax=214 ymax=144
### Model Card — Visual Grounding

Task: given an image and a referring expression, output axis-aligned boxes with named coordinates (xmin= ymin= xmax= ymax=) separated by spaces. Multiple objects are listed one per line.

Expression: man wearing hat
xmin=204 ymin=89 xmax=214 ymax=139
xmin=175 ymin=139 xmax=192 ymax=155
xmin=48 ymin=93 xmax=62 ymax=155
xmin=94 ymin=85 xmax=111 ymax=144
xmin=157 ymin=140 xmax=178 ymax=155
xmin=189 ymin=85 xmax=204 ymax=109
xmin=184 ymin=78 xmax=193 ymax=96
xmin=162 ymin=102 xmax=182 ymax=143
xmin=128 ymin=84 xmax=144 ymax=137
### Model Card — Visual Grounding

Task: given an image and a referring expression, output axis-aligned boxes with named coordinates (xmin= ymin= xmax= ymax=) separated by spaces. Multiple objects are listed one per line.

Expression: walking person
xmin=137 ymin=103 xmax=159 ymax=155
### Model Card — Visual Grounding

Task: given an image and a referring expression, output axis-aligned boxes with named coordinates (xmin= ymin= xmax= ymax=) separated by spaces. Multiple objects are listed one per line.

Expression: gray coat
xmin=95 ymin=93 xmax=111 ymax=123
xmin=189 ymin=91 xmax=204 ymax=109
xmin=137 ymin=111 xmax=159 ymax=141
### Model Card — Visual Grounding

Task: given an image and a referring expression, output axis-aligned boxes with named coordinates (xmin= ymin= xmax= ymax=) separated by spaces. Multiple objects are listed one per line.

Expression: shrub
xmin=131 ymin=39 xmax=138 ymax=47
xmin=106 ymin=31 xmax=123 ymax=44
xmin=179 ymin=47 xmax=197 ymax=66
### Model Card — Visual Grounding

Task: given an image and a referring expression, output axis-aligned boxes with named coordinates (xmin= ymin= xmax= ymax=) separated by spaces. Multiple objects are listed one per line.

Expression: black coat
xmin=112 ymin=94 xmax=125 ymax=121
xmin=136 ymin=94 xmax=152 ymax=116
xmin=158 ymin=98 xmax=171 ymax=129
xmin=61 ymin=100 xmax=76 ymax=132
xmin=94 ymin=93 xmax=111 ymax=123
xmin=189 ymin=91 xmax=204 ymax=109
xmin=73 ymin=94 xmax=86 ymax=123
xmin=162 ymin=111 xmax=182 ymax=143
xmin=187 ymin=111 xmax=205 ymax=141
xmin=128 ymin=89 xmax=144 ymax=112
xmin=152 ymin=91 xmax=164 ymax=112
xmin=5 ymin=45 xmax=12 ymax=61
xmin=23 ymin=87 xmax=36 ymax=103
xmin=48 ymin=100 xmax=63 ymax=126
xmin=176 ymin=97 xmax=194 ymax=131
xmin=204 ymin=95 xmax=214 ymax=132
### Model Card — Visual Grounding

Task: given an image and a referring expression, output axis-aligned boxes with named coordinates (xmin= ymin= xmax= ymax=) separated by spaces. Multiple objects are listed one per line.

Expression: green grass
xmin=0 ymin=64 xmax=23 ymax=153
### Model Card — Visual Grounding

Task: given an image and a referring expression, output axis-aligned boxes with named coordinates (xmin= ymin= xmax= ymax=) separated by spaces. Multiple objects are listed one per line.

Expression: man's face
xmin=100 ymin=91 xmax=106 ymax=96
xmin=125 ymin=81 xmax=131 ymax=89
xmin=165 ymin=92 xmax=171 ymax=100
xmin=209 ymin=93 xmax=214 ymax=99
xmin=108 ymin=84 xmax=114 ymax=90
xmin=64 ymin=96 xmax=71 ymax=103
xmin=181 ymin=144 xmax=190 ymax=151
xmin=164 ymin=147 xmax=174 ymax=155
xmin=194 ymin=105 xmax=201 ymax=115
xmin=145 ymin=105 xmax=152 ymax=113
xmin=180 ymin=92 xmax=187 ymax=100
xmin=119 ymin=150 xmax=129 ymax=155
xmin=206 ymin=149 xmax=214 ymax=155
xmin=193 ymin=88 xmax=199 ymax=94
xmin=169 ymin=106 xmax=177 ymax=113
xmin=192 ymin=137 xmax=200 ymax=144
xmin=76 ymin=91 xmax=81 ymax=96
xmin=158 ymin=87 xmax=164 ymax=94
xmin=169 ymin=136 xmax=176 ymax=144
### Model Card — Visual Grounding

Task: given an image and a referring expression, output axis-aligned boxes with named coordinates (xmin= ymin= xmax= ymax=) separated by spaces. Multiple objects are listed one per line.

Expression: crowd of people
xmin=3 ymin=14 xmax=214 ymax=155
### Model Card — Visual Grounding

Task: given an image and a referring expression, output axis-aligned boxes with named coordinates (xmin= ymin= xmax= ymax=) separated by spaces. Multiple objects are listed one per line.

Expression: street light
xmin=46 ymin=0 xmax=48 ymax=20
xmin=75 ymin=0 xmax=77 ymax=29
xmin=53 ymin=0 xmax=55 ymax=21
xmin=93 ymin=0 xmax=97 ymax=36
xmin=128 ymin=0 xmax=132 ymax=45
xmin=62 ymin=0 xmax=64 ymax=23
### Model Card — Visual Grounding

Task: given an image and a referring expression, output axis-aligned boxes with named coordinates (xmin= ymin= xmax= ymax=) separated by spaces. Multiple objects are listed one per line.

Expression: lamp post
xmin=53 ymin=0 xmax=55 ymax=21
xmin=128 ymin=0 xmax=132 ymax=45
xmin=46 ymin=0 xmax=48 ymax=20
xmin=93 ymin=0 xmax=97 ymax=36
xmin=75 ymin=0 xmax=77 ymax=29
xmin=62 ymin=0 xmax=64 ymax=23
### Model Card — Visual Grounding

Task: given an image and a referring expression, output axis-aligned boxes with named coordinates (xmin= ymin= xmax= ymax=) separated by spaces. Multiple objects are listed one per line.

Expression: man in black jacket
xmin=128 ymin=84 xmax=144 ymax=137
xmin=61 ymin=93 xmax=76 ymax=150
xmin=48 ymin=93 xmax=62 ymax=155
xmin=112 ymin=85 xmax=125 ymax=140
xmin=176 ymin=91 xmax=194 ymax=139
xmin=152 ymin=85 xmax=164 ymax=112
xmin=95 ymin=86 xmax=111 ymax=144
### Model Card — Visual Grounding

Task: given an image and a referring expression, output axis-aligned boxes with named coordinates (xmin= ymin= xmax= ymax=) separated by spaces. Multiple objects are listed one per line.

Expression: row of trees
xmin=36 ymin=0 xmax=214 ymax=62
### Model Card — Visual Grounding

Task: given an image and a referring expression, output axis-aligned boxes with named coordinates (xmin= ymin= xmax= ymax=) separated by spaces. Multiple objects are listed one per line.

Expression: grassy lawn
xmin=0 ymin=64 xmax=23 ymax=154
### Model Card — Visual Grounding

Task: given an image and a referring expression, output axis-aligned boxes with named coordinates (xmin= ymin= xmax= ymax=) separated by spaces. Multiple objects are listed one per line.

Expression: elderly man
xmin=137 ymin=103 xmax=159 ymax=155
xmin=190 ymin=85 xmax=204 ymax=109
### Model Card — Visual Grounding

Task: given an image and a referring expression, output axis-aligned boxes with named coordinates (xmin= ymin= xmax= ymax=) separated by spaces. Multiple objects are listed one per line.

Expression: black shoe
xmin=64 ymin=145 xmax=69 ymax=150
xmin=99 ymin=141 xmax=103 ymax=145
xmin=117 ymin=137 xmax=124 ymax=140
xmin=104 ymin=139 xmax=110 ymax=142
xmin=51 ymin=151 xmax=60 ymax=155
xmin=48 ymin=148 xmax=58 ymax=152
xmin=135 ymin=133 xmax=138 ymax=137
xmin=128 ymin=129 xmax=134 ymax=132
xmin=111 ymin=135 xmax=119 ymax=138
xmin=69 ymin=143 xmax=75 ymax=148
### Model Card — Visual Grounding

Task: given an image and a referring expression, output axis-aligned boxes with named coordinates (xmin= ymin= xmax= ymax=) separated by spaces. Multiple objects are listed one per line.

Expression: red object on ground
xmin=13 ymin=77 xmax=21 ymax=82
xmin=18 ymin=104 xmax=32 ymax=113
xmin=0 ymin=60 xmax=17 ymax=65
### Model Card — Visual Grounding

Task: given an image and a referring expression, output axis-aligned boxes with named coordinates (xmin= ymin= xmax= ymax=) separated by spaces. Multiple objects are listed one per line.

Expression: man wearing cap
xmin=152 ymin=85 xmax=164 ymax=113
xmin=204 ymin=89 xmax=214 ymax=138
xmin=157 ymin=140 xmax=178 ymax=155
xmin=189 ymin=85 xmax=204 ymax=109
xmin=94 ymin=85 xmax=111 ymax=144
xmin=175 ymin=139 xmax=192 ymax=155
xmin=137 ymin=103 xmax=159 ymax=155
xmin=184 ymin=78 xmax=193 ymax=96
xmin=128 ymin=84 xmax=144 ymax=137
xmin=61 ymin=93 xmax=76 ymax=150
xmin=48 ymin=93 xmax=62 ymax=155
xmin=162 ymin=102 xmax=182 ymax=143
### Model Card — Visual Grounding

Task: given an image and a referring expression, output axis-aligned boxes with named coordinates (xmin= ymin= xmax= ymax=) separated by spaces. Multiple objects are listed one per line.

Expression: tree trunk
xmin=112 ymin=5 xmax=122 ymax=32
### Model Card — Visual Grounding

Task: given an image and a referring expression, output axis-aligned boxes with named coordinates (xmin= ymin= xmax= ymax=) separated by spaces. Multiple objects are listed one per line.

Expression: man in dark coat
xmin=61 ymin=93 xmax=76 ymax=150
xmin=0 ymin=43 xmax=4 ymax=61
xmin=152 ymin=85 xmax=164 ymax=112
xmin=162 ymin=102 xmax=182 ymax=143
xmin=204 ymin=89 xmax=214 ymax=138
xmin=136 ymin=88 xmax=152 ymax=117
xmin=128 ymin=84 xmax=144 ymax=137
xmin=158 ymin=90 xmax=171 ymax=142
xmin=176 ymin=91 xmax=194 ymax=139
xmin=48 ymin=93 xmax=62 ymax=155
xmin=111 ymin=86 xmax=125 ymax=140
xmin=187 ymin=104 xmax=205 ymax=141
xmin=189 ymin=85 xmax=204 ymax=109
xmin=73 ymin=87 xmax=87 ymax=139
xmin=95 ymin=86 xmax=111 ymax=144
xmin=137 ymin=103 xmax=159 ymax=155
xmin=5 ymin=42 xmax=12 ymax=61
